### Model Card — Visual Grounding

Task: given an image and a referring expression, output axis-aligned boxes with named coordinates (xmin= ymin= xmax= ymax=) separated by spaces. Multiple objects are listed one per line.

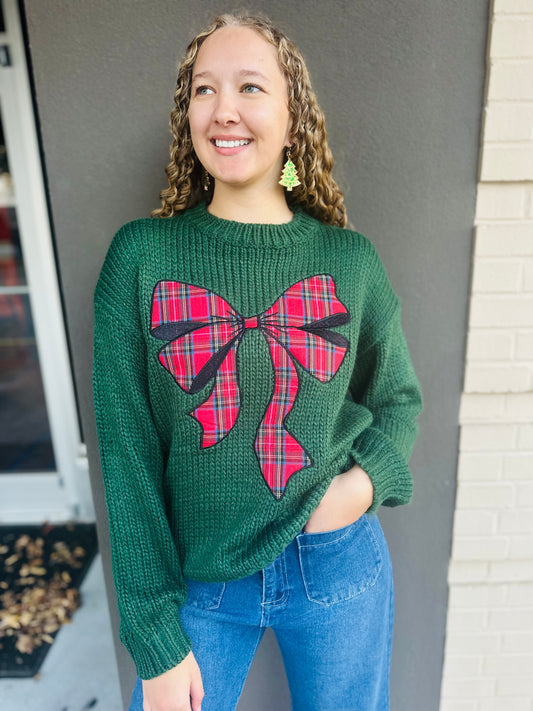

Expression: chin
xmin=212 ymin=173 xmax=256 ymax=188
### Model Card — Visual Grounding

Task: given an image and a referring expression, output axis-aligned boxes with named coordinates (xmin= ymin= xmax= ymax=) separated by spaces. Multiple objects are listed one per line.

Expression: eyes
xmin=242 ymin=84 xmax=261 ymax=94
xmin=194 ymin=86 xmax=213 ymax=96
xmin=194 ymin=83 xmax=262 ymax=96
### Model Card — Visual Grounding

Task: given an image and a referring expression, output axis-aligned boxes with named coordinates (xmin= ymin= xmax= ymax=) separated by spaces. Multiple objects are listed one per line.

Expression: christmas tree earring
xmin=279 ymin=147 xmax=301 ymax=191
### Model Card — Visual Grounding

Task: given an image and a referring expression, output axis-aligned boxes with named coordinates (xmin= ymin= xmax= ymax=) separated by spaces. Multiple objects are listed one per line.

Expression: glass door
xmin=0 ymin=0 xmax=93 ymax=522
xmin=1 ymin=119 xmax=56 ymax=474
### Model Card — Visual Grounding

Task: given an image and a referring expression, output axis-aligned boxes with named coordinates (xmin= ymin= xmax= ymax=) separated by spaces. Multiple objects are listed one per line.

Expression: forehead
xmin=193 ymin=26 xmax=282 ymax=76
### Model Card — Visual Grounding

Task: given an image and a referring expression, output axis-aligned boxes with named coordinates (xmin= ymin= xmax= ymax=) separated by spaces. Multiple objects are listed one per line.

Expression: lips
xmin=213 ymin=138 xmax=251 ymax=148
xmin=210 ymin=137 xmax=253 ymax=155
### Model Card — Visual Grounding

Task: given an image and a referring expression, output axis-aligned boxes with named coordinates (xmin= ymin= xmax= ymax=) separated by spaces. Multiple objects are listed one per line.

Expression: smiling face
xmin=188 ymin=26 xmax=293 ymax=194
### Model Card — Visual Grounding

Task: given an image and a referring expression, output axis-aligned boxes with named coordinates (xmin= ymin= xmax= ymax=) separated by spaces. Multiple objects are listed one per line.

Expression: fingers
xmin=189 ymin=662 xmax=205 ymax=711
xmin=141 ymin=652 xmax=204 ymax=711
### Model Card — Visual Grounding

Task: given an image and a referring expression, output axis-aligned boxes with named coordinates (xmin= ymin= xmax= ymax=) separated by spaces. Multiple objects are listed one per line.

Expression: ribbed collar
xmin=180 ymin=200 xmax=321 ymax=248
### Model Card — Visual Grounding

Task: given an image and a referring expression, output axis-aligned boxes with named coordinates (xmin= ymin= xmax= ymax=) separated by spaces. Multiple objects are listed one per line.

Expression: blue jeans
xmin=129 ymin=512 xmax=394 ymax=711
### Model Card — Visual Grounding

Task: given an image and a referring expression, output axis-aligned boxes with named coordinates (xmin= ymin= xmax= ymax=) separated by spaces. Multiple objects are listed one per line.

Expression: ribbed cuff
xmin=121 ymin=611 xmax=193 ymax=680
xmin=349 ymin=426 xmax=413 ymax=514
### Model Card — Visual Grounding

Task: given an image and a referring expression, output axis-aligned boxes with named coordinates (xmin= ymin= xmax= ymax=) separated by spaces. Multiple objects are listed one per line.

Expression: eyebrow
xmin=191 ymin=69 xmax=270 ymax=83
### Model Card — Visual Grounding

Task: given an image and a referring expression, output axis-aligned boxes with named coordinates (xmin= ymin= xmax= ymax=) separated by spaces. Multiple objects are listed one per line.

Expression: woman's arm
xmin=306 ymin=242 xmax=423 ymax=531
xmin=93 ymin=308 xmax=194 ymax=678
xmin=92 ymin=223 xmax=195 ymax=685
xmin=347 ymin=299 xmax=423 ymax=513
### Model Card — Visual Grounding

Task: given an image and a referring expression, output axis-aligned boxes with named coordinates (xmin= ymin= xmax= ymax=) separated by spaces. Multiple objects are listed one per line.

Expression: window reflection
xmin=0 ymin=207 xmax=26 ymax=286
xmin=0 ymin=290 xmax=56 ymax=472
xmin=0 ymin=109 xmax=55 ymax=472
xmin=0 ymin=111 xmax=13 ymax=203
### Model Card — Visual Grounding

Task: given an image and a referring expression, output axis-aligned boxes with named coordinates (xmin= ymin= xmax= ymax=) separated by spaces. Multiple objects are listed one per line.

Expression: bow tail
xmin=255 ymin=338 xmax=312 ymax=500
xmin=189 ymin=345 xmax=240 ymax=448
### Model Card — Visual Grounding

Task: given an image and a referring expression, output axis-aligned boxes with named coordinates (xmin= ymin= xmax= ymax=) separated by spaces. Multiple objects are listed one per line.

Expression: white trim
xmin=0 ymin=474 xmax=71 ymax=523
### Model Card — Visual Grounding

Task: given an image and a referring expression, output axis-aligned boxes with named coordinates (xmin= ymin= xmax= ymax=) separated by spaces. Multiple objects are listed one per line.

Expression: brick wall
xmin=440 ymin=1 xmax=533 ymax=710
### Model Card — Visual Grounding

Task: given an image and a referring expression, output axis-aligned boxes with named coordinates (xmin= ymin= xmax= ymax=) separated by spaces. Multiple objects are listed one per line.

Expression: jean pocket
xmin=296 ymin=513 xmax=383 ymax=605
xmin=184 ymin=577 xmax=226 ymax=610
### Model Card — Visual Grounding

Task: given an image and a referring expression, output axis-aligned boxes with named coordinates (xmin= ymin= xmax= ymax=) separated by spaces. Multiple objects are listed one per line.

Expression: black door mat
xmin=0 ymin=522 xmax=98 ymax=678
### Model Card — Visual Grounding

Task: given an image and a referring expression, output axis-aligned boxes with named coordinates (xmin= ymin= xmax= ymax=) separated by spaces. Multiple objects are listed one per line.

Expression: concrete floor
xmin=0 ymin=553 xmax=122 ymax=711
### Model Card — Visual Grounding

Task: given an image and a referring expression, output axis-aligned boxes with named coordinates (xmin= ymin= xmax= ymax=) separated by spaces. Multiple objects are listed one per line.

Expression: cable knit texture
xmin=92 ymin=200 xmax=423 ymax=679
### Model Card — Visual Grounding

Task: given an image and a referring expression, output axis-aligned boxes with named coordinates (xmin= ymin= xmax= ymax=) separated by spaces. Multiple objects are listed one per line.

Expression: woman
xmin=92 ymin=12 xmax=423 ymax=711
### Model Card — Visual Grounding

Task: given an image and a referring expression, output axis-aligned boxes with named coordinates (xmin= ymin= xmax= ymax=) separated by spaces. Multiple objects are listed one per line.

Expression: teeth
xmin=214 ymin=139 xmax=251 ymax=148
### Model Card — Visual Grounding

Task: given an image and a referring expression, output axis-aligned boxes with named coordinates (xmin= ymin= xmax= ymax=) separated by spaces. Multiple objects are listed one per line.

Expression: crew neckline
xmin=179 ymin=200 xmax=321 ymax=248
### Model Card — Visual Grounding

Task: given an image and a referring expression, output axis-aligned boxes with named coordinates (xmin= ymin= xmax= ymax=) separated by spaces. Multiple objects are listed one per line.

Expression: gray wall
xmin=22 ymin=1 xmax=489 ymax=709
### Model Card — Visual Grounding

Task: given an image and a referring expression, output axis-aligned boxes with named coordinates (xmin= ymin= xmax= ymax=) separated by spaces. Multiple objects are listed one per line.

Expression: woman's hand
xmin=303 ymin=464 xmax=374 ymax=534
xmin=142 ymin=651 xmax=204 ymax=711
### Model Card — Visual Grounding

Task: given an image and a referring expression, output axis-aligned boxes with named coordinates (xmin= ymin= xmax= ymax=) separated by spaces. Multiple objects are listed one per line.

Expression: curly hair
xmin=151 ymin=12 xmax=347 ymax=228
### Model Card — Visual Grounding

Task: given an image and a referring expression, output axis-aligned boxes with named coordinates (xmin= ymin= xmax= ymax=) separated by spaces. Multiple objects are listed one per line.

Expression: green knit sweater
xmin=92 ymin=200 xmax=423 ymax=679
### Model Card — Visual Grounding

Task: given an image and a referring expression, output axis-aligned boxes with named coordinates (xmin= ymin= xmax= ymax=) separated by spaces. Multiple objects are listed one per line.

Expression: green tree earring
xmin=279 ymin=148 xmax=301 ymax=191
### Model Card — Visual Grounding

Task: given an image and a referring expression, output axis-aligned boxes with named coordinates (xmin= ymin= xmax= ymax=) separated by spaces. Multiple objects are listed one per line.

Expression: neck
xmin=207 ymin=182 xmax=293 ymax=224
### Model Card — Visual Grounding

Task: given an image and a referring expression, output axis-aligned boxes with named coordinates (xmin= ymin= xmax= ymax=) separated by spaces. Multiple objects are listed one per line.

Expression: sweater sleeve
xmin=92 ymin=223 xmax=192 ymax=679
xmin=347 ymin=243 xmax=423 ymax=513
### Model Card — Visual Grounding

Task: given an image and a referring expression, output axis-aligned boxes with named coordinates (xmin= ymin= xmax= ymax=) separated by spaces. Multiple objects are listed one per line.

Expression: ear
xmin=284 ymin=115 xmax=293 ymax=148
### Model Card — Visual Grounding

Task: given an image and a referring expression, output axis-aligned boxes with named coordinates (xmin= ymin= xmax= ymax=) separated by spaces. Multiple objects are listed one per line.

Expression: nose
xmin=213 ymin=90 xmax=240 ymax=126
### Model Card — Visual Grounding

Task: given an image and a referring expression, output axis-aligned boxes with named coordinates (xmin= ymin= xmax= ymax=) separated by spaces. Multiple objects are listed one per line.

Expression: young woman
xmin=92 ymin=12 xmax=423 ymax=711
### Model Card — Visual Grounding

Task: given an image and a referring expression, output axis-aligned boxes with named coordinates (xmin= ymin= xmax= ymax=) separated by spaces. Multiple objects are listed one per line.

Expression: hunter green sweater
xmin=92 ymin=200 xmax=423 ymax=679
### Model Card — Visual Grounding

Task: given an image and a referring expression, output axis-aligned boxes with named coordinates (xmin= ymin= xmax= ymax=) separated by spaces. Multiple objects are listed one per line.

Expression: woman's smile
xmin=210 ymin=136 xmax=253 ymax=155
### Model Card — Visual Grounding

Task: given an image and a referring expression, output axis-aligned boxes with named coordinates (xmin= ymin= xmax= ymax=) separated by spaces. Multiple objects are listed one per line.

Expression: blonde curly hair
xmin=151 ymin=12 xmax=347 ymax=228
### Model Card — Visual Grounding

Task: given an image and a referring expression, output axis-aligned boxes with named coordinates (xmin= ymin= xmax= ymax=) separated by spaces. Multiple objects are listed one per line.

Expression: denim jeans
xmin=129 ymin=512 xmax=394 ymax=711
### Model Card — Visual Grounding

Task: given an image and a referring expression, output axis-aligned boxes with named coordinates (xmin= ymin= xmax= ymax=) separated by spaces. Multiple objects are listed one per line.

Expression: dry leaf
xmin=15 ymin=634 xmax=35 ymax=654
xmin=0 ymin=533 xmax=84 ymax=656
xmin=29 ymin=567 xmax=46 ymax=576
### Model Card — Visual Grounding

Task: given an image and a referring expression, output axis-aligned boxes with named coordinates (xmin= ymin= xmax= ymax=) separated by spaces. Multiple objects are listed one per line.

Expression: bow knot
xmin=150 ymin=274 xmax=350 ymax=499
xmin=242 ymin=315 xmax=260 ymax=330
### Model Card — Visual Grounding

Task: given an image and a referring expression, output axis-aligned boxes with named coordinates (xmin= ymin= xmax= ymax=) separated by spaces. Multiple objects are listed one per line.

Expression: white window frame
xmin=0 ymin=0 xmax=93 ymax=523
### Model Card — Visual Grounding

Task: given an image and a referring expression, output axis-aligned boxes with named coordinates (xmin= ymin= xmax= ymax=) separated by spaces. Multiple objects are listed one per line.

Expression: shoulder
xmin=95 ymin=218 xmax=155 ymax=305
xmin=318 ymin=220 xmax=401 ymax=334
xmin=110 ymin=216 xmax=166 ymax=248
xmin=316 ymin=219 xmax=385 ymax=271
xmin=105 ymin=215 xmax=181 ymax=262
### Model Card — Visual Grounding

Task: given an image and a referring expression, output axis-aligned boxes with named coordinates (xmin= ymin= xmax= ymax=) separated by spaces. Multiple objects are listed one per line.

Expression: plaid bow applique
xmin=150 ymin=274 xmax=350 ymax=500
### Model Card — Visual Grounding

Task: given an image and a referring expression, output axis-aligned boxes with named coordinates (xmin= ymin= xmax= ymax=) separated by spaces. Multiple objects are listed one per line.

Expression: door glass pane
xmin=0 ymin=111 xmax=25 ymax=289
xmin=0 ymin=107 xmax=16 ymax=208
xmin=1 ymin=206 xmax=26 ymax=286
xmin=0 ymin=107 xmax=56 ymax=472
xmin=0 ymin=286 xmax=56 ymax=472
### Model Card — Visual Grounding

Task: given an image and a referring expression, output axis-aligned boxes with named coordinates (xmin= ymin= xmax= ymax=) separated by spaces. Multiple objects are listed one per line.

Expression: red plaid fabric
xmin=150 ymin=274 xmax=350 ymax=499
